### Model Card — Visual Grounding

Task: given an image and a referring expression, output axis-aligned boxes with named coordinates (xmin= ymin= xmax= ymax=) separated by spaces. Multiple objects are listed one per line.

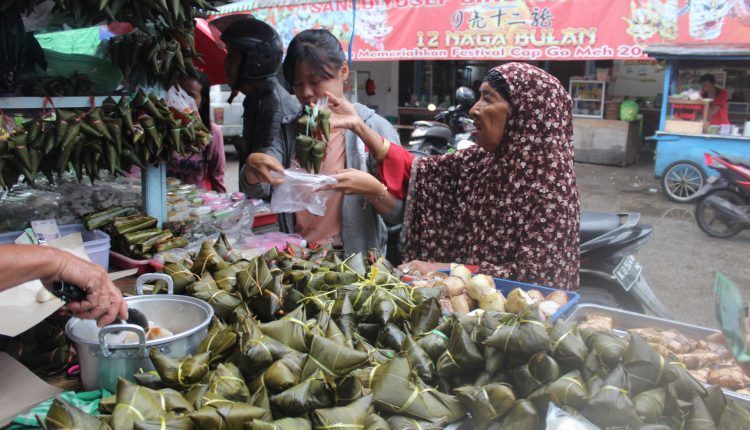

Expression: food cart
xmin=645 ymin=44 xmax=750 ymax=203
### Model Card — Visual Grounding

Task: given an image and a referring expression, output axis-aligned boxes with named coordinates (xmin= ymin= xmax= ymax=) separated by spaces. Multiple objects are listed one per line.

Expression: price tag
xmin=30 ymin=219 xmax=61 ymax=244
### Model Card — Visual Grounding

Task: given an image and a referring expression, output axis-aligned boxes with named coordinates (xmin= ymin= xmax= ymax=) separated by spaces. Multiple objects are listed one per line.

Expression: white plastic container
xmin=0 ymin=224 xmax=111 ymax=270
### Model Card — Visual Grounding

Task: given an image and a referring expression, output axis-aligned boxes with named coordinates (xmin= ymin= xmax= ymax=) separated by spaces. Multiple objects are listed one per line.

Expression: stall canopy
xmin=206 ymin=0 xmax=750 ymax=62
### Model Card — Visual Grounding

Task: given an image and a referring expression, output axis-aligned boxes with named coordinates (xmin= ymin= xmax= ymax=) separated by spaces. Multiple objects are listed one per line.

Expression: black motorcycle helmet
xmin=455 ymin=86 xmax=476 ymax=109
xmin=220 ymin=16 xmax=283 ymax=87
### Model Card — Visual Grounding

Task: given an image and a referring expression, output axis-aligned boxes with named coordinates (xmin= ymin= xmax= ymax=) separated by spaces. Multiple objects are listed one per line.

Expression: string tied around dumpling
xmin=601 ymin=385 xmax=628 ymax=395
xmin=395 ymin=385 xmax=435 ymax=414
xmin=445 ymin=350 xmax=463 ymax=370
xmin=247 ymin=338 xmax=273 ymax=362
xmin=551 ymin=329 xmax=573 ymax=354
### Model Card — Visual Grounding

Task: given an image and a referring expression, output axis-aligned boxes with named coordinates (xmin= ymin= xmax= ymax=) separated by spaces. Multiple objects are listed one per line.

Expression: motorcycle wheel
xmin=695 ymin=189 xmax=746 ymax=238
xmin=661 ymin=161 xmax=705 ymax=203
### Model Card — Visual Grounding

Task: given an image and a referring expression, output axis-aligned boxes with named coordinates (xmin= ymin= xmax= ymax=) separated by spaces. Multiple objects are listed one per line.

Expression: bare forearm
xmin=0 ymin=245 xmax=61 ymax=291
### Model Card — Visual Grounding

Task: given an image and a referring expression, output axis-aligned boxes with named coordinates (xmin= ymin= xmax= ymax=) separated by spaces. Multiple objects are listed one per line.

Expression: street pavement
xmin=225 ymin=152 xmax=749 ymax=329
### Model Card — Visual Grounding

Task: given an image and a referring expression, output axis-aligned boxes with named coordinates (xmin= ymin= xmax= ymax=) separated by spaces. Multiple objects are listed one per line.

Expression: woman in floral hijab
xmin=400 ymin=63 xmax=580 ymax=291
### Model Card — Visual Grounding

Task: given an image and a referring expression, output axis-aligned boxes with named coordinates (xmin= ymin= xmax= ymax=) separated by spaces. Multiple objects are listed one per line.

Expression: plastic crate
xmin=436 ymin=270 xmax=580 ymax=321
xmin=0 ymin=224 xmax=110 ymax=271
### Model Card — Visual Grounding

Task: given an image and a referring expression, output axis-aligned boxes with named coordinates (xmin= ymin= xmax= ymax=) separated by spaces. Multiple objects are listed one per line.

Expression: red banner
xmin=212 ymin=0 xmax=750 ymax=61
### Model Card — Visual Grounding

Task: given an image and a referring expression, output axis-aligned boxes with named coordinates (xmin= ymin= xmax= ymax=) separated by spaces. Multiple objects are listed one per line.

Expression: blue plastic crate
xmin=438 ymin=270 xmax=579 ymax=321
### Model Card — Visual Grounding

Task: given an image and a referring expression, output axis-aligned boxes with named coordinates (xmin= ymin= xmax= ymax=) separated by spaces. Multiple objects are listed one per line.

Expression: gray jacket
xmin=241 ymin=104 xmax=403 ymax=256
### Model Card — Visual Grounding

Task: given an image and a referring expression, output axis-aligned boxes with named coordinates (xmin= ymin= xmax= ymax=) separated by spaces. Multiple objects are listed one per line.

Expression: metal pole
xmin=658 ymin=61 xmax=672 ymax=131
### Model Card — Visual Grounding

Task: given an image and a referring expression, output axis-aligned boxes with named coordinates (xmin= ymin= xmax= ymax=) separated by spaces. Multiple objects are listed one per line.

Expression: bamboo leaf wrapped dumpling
xmin=365 ymin=413 xmax=390 ymax=430
xmin=497 ymin=400 xmax=539 ymax=430
xmin=484 ymin=311 xmax=551 ymax=358
xmin=300 ymin=335 xmax=370 ymax=380
xmin=259 ymin=306 xmax=309 ymax=352
xmin=155 ymin=388 xmax=195 ymax=414
xmin=584 ymin=331 xmax=628 ymax=369
xmin=249 ymin=275 xmax=286 ymax=322
xmin=269 ymin=371 xmax=335 ymax=416
xmin=250 ymin=417 xmax=312 ymax=430
xmin=252 ymin=351 xmax=307 ymax=394
xmin=685 ymin=393 xmax=717 ymax=430
xmin=624 ymin=334 xmax=680 ymax=395
xmin=403 ymin=335 xmax=435 ymax=383
xmin=132 ymin=415 xmax=194 ymax=430
xmin=207 ymin=363 xmax=250 ymax=402
xmin=527 ymin=370 xmax=589 ymax=415
xmin=191 ymin=241 xmax=229 ymax=275
xmin=188 ymin=274 xmax=242 ymax=319
xmin=437 ymin=322 xmax=485 ymax=380
xmin=196 ymin=323 xmax=238 ymax=366
xmin=549 ymin=319 xmax=588 ymax=370
xmin=149 ymin=350 xmax=210 ymax=389
xmin=311 ymin=394 xmax=372 ymax=430
xmin=231 ymin=323 xmax=295 ymax=380
xmin=189 ymin=398 xmax=267 ymax=430
xmin=372 ymin=357 xmax=465 ymax=423
xmin=416 ymin=317 xmax=452 ymax=362
xmin=582 ymin=364 xmax=643 ymax=429
xmin=163 ymin=261 xmax=197 ymax=294
xmin=41 ymin=397 xmax=111 ymax=430
xmin=633 ymin=388 xmax=668 ymax=424
xmin=385 ymin=416 xmax=445 ymax=430
xmin=378 ymin=323 xmax=407 ymax=352
xmin=454 ymin=383 xmax=516 ymax=430
xmin=528 ymin=351 xmax=560 ymax=385
xmin=331 ymin=292 xmax=357 ymax=342
xmin=409 ymin=298 xmax=442 ymax=337
xmin=111 ymin=378 xmax=166 ymax=430
xmin=236 ymin=256 xmax=273 ymax=301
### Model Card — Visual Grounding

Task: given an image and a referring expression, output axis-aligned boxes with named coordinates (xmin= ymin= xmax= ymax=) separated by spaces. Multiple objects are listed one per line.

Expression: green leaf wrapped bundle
xmin=237 ymin=257 xmax=273 ymax=301
xmin=528 ymin=351 xmax=561 ymax=385
xmin=196 ymin=324 xmax=238 ymax=366
xmin=214 ymin=233 xmax=238 ymax=264
xmin=336 ymin=371 xmax=370 ymax=405
xmin=527 ymin=370 xmax=589 ymax=415
xmin=40 ymin=397 xmax=111 ymax=430
xmin=269 ymin=371 xmax=334 ymax=416
xmin=624 ymin=335 xmax=680 ymax=395
xmin=191 ymin=241 xmax=229 ymax=275
xmin=669 ymin=360 xmax=707 ymax=400
xmin=584 ymin=331 xmax=628 ymax=369
xmin=409 ymin=298 xmax=442 ymax=337
xmin=717 ymin=398 xmax=750 ymax=429
xmin=368 ymin=288 xmax=408 ymax=326
xmin=582 ymin=350 xmax=603 ymax=382
xmin=189 ymin=400 xmax=267 ymax=430
xmin=436 ymin=322 xmax=484 ymax=380
xmin=509 ymin=364 xmax=544 ymax=398
xmin=484 ymin=313 xmax=551 ymax=358
xmin=378 ymin=323 xmax=407 ymax=352
xmin=319 ymin=311 xmax=350 ymax=347
xmin=214 ymin=266 xmax=239 ymax=292
xmin=250 ymin=418 xmax=312 ymax=430
xmin=484 ymin=346 xmax=505 ymax=375
xmin=364 ymin=414 xmax=391 ymax=430
xmin=549 ymin=319 xmax=588 ymax=370
xmin=232 ymin=323 xmax=295 ymax=380
xmin=249 ymin=276 xmax=286 ymax=322
xmin=252 ymin=351 xmax=307 ymax=394
xmin=497 ymin=400 xmax=539 ymax=430
xmin=332 ymin=292 xmax=357 ymax=342
xmin=300 ymin=335 xmax=370 ymax=380
xmin=582 ymin=364 xmax=643 ymax=429
xmin=259 ymin=306 xmax=309 ymax=352
xmin=371 ymin=357 xmax=465 ymax=423
xmin=416 ymin=318 xmax=452 ymax=362
xmin=149 ymin=350 xmax=210 ymax=389
xmin=248 ymin=384 xmax=274 ymax=421
xmin=633 ymin=388 xmax=667 ymax=424
xmin=385 ymin=416 xmax=445 ymax=430
xmin=207 ymin=363 xmax=250 ymax=402
xmin=701 ymin=385 xmax=726 ymax=425
xmin=454 ymin=383 xmax=516 ymax=430
xmin=686 ymin=393 xmax=717 ymax=430
xmin=403 ymin=335 xmax=435 ymax=383
xmin=131 ymin=415 xmax=193 ymax=430
xmin=188 ymin=274 xmax=242 ymax=319
xmin=311 ymin=394 xmax=372 ymax=430
xmin=411 ymin=286 xmax=442 ymax=304
xmin=111 ymin=378 xmax=166 ymax=430
xmin=163 ymin=261 xmax=197 ymax=294
xmin=134 ymin=370 xmax=163 ymax=389
xmin=155 ymin=388 xmax=195 ymax=414
xmin=354 ymin=338 xmax=393 ymax=364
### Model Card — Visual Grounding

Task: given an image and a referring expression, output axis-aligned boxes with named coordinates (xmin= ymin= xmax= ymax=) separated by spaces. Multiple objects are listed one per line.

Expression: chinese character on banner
xmin=508 ymin=11 xmax=528 ymax=26
xmin=531 ymin=7 xmax=553 ymax=28
xmin=468 ymin=11 xmax=487 ymax=29
xmin=490 ymin=9 xmax=506 ymax=27
xmin=450 ymin=10 xmax=464 ymax=30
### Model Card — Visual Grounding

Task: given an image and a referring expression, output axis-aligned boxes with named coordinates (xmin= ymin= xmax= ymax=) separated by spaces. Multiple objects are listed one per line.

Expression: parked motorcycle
xmin=694 ymin=152 xmax=750 ymax=238
xmin=407 ymin=87 xmax=476 ymax=156
xmin=579 ymin=210 xmax=672 ymax=318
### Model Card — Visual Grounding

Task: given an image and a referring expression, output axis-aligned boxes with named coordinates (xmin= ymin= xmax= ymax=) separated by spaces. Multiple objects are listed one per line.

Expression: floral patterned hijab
xmin=402 ymin=62 xmax=580 ymax=291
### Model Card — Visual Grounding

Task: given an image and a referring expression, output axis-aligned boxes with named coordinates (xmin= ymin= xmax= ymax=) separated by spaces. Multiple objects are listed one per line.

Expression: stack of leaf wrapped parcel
xmin=41 ymin=235 xmax=750 ymax=430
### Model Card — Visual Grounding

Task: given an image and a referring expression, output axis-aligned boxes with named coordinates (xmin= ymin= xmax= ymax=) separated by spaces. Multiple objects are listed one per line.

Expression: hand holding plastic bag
xmin=270 ymin=169 xmax=337 ymax=216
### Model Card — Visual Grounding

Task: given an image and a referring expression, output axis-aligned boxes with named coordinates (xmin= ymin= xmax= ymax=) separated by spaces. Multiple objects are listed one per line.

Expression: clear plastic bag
xmin=166 ymin=84 xmax=198 ymax=114
xmin=546 ymin=403 xmax=601 ymax=430
xmin=270 ymin=169 xmax=337 ymax=216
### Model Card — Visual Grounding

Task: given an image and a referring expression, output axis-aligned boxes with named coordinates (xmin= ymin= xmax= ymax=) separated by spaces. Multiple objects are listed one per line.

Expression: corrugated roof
xmin=644 ymin=44 xmax=750 ymax=59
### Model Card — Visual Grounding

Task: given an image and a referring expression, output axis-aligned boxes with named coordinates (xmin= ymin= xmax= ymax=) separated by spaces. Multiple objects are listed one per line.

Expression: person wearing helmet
xmin=455 ymin=86 xmax=476 ymax=111
xmin=221 ymin=17 xmax=300 ymax=181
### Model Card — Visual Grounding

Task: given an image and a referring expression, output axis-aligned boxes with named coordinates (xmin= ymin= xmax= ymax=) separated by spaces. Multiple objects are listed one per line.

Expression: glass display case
xmin=569 ymin=80 xmax=606 ymax=118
